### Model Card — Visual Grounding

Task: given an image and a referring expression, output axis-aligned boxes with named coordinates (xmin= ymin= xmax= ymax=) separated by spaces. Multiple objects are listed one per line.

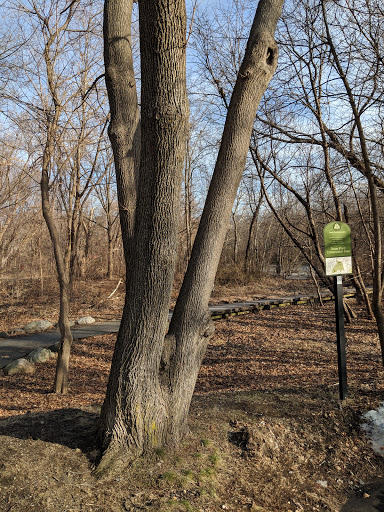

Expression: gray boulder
xmin=3 ymin=358 xmax=35 ymax=376
xmin=26 ymin=347 xmax=54 ymax=364
xmin=23 ymin=320 xmax=53 ymax=334
xmin=76 ymin=316 xmax=95 ymax=325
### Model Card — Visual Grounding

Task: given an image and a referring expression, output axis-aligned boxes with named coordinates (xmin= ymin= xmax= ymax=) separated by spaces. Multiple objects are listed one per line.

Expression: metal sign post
xmin=334 ymin=275 xmax=348 ymax=400
xmin=323 ymin=222 xmax=352 ymax=401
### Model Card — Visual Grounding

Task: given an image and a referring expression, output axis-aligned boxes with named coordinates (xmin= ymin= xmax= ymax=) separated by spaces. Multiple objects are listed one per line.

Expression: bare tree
xmin=6 ymin=0 xmax=107 ymax=393
xmin=0 ymin=142 xmax=39 ymax=274
xmin=94 ymin=150 xmax=121 ymax=279
xmin=98 ymin=0 xmax=284 ymax=473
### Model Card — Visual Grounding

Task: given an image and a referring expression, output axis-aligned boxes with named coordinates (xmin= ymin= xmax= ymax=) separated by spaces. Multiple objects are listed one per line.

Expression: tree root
xmin=93 ymin=445 xmax=137 ymax=480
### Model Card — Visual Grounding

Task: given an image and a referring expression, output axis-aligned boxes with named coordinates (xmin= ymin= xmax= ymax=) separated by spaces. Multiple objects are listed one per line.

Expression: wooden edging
xmin=209 ymin=290 xmax=359 ymax=321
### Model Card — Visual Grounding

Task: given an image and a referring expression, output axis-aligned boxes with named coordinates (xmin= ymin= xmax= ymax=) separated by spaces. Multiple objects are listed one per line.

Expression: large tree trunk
xmin=98 ymin=0 xmax=284 ymax=474
xmin=98 ymin=0 xmax=190 ymax=472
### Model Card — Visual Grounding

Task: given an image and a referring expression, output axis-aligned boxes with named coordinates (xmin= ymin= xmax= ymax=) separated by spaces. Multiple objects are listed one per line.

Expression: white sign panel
xmin=325 ymin=256 xmax=352 ymax=276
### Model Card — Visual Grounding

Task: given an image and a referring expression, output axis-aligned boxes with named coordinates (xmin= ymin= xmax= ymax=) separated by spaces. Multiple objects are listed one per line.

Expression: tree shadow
xmin=0 ymin=408 xmax=100 ymax=459
xmin=341 ymin=479 xmax=384 ymax=511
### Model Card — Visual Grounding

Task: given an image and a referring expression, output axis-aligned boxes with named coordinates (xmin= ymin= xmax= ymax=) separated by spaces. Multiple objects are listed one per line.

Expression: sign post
xmin=323 ymin=222 xmax=352 ymax=401
xmin=334 ymin=275 xmax=348 ymax=401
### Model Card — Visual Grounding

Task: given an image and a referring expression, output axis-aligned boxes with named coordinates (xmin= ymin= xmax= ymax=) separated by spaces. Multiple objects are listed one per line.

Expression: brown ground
xmin=1 ymin=279 xmax=384 ymax=511
xmin=0 ymin=275 xmax=316 ymax=332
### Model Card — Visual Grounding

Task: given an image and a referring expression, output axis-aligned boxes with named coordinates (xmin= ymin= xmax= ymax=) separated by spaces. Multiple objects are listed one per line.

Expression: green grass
xmin=160 ymin=470 xmax=177 ymax=483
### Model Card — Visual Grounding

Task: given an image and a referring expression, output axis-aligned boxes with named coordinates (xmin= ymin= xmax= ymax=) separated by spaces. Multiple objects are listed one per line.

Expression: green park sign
xmin=323 ymin=222 xmax=352 ymax=276
xmin=324 ymin=221 xmax=352 ymax=400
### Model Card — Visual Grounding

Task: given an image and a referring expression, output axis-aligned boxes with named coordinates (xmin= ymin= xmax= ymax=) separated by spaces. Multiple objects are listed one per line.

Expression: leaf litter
xmin=1 ymin=299 xmax=384 ymax=510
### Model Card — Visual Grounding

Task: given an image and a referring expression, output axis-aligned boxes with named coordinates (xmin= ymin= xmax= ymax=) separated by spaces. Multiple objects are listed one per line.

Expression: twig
xmin=91 ymin=279 xmax=123 ymax=309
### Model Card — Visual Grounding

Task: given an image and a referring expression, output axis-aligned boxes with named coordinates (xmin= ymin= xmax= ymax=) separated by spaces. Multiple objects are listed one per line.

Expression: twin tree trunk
xmin=98 ymin=0 xmax=284 ymax=473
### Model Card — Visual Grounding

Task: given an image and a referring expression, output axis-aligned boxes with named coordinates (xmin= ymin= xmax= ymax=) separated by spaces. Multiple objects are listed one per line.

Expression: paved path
xmin=0 ymin=291 xmax=353 ymax=369
xmin=0 ymin=321 xmax=121 ymax=369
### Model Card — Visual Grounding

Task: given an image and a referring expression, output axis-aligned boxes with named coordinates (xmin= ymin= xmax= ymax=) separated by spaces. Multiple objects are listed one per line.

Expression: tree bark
xmin=98 ymin=0 xmax=190 ymax=472
xmin=98 ymin=0 xmax=284 ymax=474
xmin=103 ymin=0 xmax=140 ymax=260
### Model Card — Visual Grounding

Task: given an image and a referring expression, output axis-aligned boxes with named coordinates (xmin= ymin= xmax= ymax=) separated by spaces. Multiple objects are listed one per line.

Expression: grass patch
xmin=160 ymin=470 xmax=177 ymax=483
xmin=208 ymin=452 xmax=220 ymax=466
xmin=155 ymin=447 xmax=166 ymax=459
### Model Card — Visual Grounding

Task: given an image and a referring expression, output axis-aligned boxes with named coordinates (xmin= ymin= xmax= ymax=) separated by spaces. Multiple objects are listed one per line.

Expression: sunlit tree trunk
xmin=98 ymin=0 xmax=284 ymax=474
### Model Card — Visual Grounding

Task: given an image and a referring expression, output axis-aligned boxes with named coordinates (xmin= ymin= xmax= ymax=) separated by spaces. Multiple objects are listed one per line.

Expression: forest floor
xmin=0 ymin=274 xmax=318 ymax=332
xmin=1 ymin=277 xmax=384 ymax=511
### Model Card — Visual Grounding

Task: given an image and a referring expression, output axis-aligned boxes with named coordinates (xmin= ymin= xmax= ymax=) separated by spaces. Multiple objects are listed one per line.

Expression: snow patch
xmin=362 ymin=404 xmax=384 ymax=455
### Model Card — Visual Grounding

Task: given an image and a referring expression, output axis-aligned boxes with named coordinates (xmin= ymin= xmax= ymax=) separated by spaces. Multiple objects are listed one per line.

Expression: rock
xmin=3 ymin=358 xmax=35 ymax=375
xmin=26 ymin=347 xmax=54 ymax=364
xmin=11 ymin=328 xmax=25 ymax=335
xmin=0 ymin=331 xmax=8 ymax=338
xmin=76 ymin=316 xmax=95 ymax=325
xmin=23 ymin=320 xmax=53 ymax=334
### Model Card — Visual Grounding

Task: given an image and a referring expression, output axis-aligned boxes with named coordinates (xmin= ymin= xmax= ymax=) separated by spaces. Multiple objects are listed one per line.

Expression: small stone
xmin=316 ymin=480 xmax=328 ymax=488
xmin=26 ymin=347 xmax=53 ymax=364
xmin=3 ymin=358 xmax=35 ymax=375
xmin=363 ymin=493 xmax=370 ymax=499
xmin=76 ymin=316 xmax=95 ymax=325
xmin=23 ymin=320 xmax=53 ymax=333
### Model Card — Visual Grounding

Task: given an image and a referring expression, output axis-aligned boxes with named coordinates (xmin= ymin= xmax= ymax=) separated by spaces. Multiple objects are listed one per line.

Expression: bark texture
xmin=98 ymin=0 xmax=284 ymax=474
xmin=104 ymin=0 xmax=140 ymax=257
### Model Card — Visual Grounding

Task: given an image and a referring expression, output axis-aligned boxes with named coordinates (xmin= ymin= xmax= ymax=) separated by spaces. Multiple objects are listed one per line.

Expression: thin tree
xmin=10 ymin=0 xmax=107 ymax=392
